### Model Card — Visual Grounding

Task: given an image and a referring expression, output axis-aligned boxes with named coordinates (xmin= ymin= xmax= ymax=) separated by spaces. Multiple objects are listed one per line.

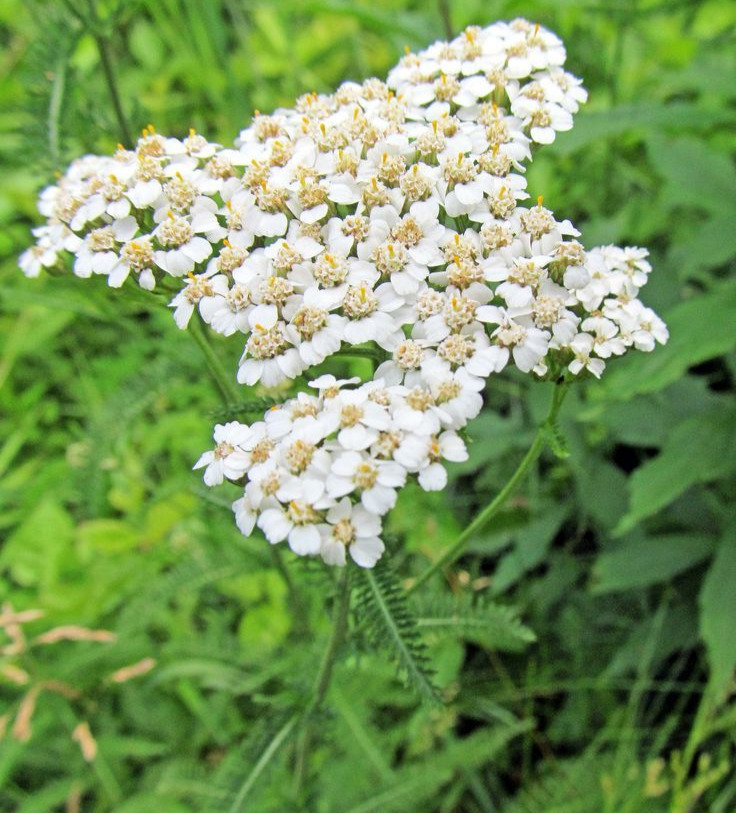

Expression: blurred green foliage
xmin=1 ymin=0 xmax=735 ymax=811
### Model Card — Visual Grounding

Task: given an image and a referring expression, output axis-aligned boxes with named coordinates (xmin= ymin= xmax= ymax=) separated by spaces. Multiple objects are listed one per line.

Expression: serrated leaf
xmin=594 ymin=281 xmax=736 ymax=401
xmin=357 ymin=563 xmax=439 ymax=703
xmin=593 ymin=534 xmax=715 ymax=593
xmin=615 ymin=410 xmax=736 ymax=533
xmin=700 ymin=528 xmax=736 ymax=699
xmin=414 ymin=594 xmax=536 ymax=651
xmin=544 ymin=419 xmax=570 ymax=459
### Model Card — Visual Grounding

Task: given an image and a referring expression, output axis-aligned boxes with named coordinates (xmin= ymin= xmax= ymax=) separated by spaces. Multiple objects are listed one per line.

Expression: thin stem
xmin=48 ymin=51 xmax=69 ymax=167
xmin=311 ymin=572 xmax=351 ymax=710
xmin=438 ymin=0 xmax=453 ymax=39
xmin=228 ymin=715 xmax=299 ymax=813
xmin=188 ymin=316 xmax=240 ymax=405
xmin=671 ymin=690 xmax=715 ymax=811
xmin=85 ymin=0 xmax=133 ymax=146
xmin=407 ymin=381 xmax=570 ymax=595
xmin=293 ymin=571 xmax=351 ymax=796
xmin=332 ymin=346 xmax=386 ymax=363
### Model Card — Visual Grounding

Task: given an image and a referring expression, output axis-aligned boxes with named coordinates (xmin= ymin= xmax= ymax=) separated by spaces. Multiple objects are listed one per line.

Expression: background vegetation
xmin=1 ymin=0 xmax=735 ymax=810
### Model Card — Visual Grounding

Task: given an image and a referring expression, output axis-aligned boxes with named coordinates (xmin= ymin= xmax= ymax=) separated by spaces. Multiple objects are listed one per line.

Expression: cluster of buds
xmin=20 ymin=19 xmax=668 ymax=568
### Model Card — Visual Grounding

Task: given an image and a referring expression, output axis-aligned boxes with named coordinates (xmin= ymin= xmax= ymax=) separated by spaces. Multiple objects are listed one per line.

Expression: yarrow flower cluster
xmin=21 ymin=19 xmax=668 ymax=568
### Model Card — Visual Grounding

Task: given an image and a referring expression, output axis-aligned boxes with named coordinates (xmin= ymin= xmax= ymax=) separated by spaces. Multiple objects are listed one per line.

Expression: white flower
xmin=283 ymin=287 xmax=347 ymax=366
xmin=581 ymin=315 xmax=626 ymax=359
xmin=374 ymin=339 xmax=431 ymax=386
xmin=19 ymin=240 xmax=59 ymax=278
xmin=394 ymin=430 xmax=468 ymax=490
xmin=258 ymin=501 xmax=323 ymax=555
xmin=200 ymin=280 xmax=253 ymax=336
xmin=421 ymin=360 xmax=485 ymax=429
xmin=237 ymin=304 xmax=304 ymax=387
xmin=265 ymin=391 xmax=323 ymax=439
xmin=232 ymin=494 xmax=259 ymax=536
xmin=326 ymin=451 xmax=406 ymax=515
xmin=153 ymin=209 xmax=220 ymax=276
xmin=108 ymin=236 xmax=157 ymax=290
xmin=320 ymin=498 xmax=385 ymax=567
xmin=392 ymin=386 xmax=450 ymax=435
xmin=476 ymin=307 xmax=550 ymax=373
xmin=169 ymin=271 xmax=227 ymax=329
xmin=319 ymin=388 xmax=392 ymax=451
xmin=194 ymin=422 xmax=251 ymax=486
xmin=341 ymin=282 xmax=407 ymax=349
xmin=24 ymin=15 xmax=672 ymax=580
xmin=568 ymin=333 xmax=605 ymax=378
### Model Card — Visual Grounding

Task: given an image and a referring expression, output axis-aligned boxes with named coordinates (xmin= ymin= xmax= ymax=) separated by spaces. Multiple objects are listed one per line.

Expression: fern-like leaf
xmin=117 ymin=542 xmax=254 ymax=632
xmin=355 ymin=561 xmax=440 ymax=704
xmin=209 ymin=396 xmax=285 ymax=421
xmin=544 ymin=415 xmax=570 ymax=459
xmin=411 ymin=593 xmax=536 ymax=652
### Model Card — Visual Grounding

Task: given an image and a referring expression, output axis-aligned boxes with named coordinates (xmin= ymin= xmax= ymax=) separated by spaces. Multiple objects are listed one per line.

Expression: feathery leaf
xmin=355 ymin=561 xmax=440 ymax=704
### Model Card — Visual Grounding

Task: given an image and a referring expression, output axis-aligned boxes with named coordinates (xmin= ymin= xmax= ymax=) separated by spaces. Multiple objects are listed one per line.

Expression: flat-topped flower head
xmin=21 ymin=18 xmax=669 ymax=573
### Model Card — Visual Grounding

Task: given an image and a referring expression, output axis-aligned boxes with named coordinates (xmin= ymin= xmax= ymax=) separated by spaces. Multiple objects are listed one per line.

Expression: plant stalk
xmin=188 ymin=316 xmax=240 ymax=406
xmin=293 ymin=570 xmax=351 ymax=795
xmin=85 ymin=0 xmax=134 ymax=146
xmin=438 ymin=0 xmax=453 ymax=39
xmin=407 ymin=380 xmax=570 ymax=594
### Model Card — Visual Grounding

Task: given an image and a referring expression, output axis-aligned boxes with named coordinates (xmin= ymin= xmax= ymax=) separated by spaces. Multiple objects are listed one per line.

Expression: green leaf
xmin=646 ymin=136 xmax=736 ymax=214
xmin=340 ymin=766 xmax=454 ymax=813
xmin=669 ymin=211 xmax=736 ymax=275
xmin=593 ymin=534 xmax=716 ymax=593
xmin=77 ymin=519 xmax=141 ymax=554
xmin=339 ymin=722 xmax=532 ymax=813
xmin=492 ymin=506 xmax=568 ymax=593
xmin=700 ymin=528 xmax=736 ymax=699
xmin=616 ymin=410 xmax=736 ymax=534
xmin=548 ymin=103 xmax=736 ymax=155
xmin=413 ymin=594 xmax=536 ymax=651
xmin=356 ymin=563 xmax=439 ymax=703
xmin=0 ymin=498 xmax=74 ymax=588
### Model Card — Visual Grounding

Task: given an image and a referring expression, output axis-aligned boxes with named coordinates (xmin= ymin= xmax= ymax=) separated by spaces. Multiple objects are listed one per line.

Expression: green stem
xmin=48 ymin=51 xmax=69 ymax=167
xmin=671 ymin=691 xmax=714 ymax=810
xmin=188 ymin=324 xmax=306 ymax=619
xmin=438 ymin=0 xmax=453 ymax=38
xmin=333 ymin=346 xmax=386 ymax=364
xmin=293 ymin=571 xmax=351 ymax=796
xmin=407 ymin=380 xmax=570 ymax=595
xmin=188 ymin=316 xmax=240 ymax=405
xmin=85 ymin=0 xmax=134 ymax=146
xmin=228 ymin=715 xmax=299 ymax=813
